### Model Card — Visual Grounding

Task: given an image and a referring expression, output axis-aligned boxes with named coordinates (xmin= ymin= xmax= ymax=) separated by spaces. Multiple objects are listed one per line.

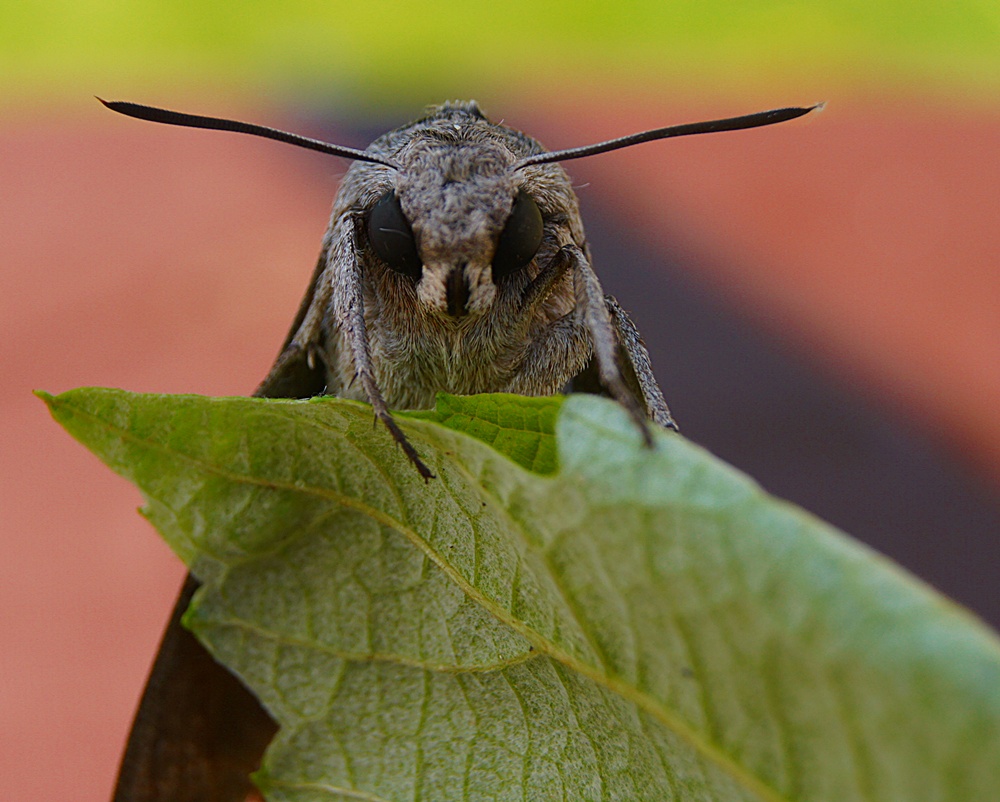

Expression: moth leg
xmin=491 ymin=245 xmax=586 ymax=394
xmin=503 ymin=312 xmax=592 ymax=396
xmin=605 ymin=295 xmax=677 ymax=430
xmin=334 ymin=215 xmax=434 ymax=480
xmin=520 ymin=243 xmax=573 ymax=312
xmin=566 ymin=244 xmax=653 ymax=444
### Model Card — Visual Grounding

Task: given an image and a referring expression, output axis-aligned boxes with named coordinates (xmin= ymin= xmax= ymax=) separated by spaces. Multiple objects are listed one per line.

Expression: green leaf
xmin=42 ymin=388 xmax=1000 ymax=801
xmin=6 ymin=2 xmax=1000 ymax=104
xmin=406 ymin=393 xmax=560 ymax=475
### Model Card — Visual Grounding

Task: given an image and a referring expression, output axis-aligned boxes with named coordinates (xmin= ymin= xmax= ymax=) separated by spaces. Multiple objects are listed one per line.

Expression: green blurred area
xmin=2 ymin=1 xmax=998 ymax=111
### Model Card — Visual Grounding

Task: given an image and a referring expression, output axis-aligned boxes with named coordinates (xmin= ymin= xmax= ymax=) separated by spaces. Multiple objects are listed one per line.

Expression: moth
xmin=102 ymin=98 xmax=816 ymax=478
xmin=102 ymin=98 xmax=818 ymax=802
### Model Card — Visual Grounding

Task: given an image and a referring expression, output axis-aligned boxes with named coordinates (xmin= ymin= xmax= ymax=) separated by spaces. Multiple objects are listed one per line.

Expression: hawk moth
xmin=102 ymin=97 xmax=816 ymax=800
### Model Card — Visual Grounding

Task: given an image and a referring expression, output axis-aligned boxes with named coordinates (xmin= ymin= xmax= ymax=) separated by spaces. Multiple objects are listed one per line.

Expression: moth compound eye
xmin=367 ymin=190 xmax=423 ymax=280
xmin=492 ymin=189 xmax=543 ymax=281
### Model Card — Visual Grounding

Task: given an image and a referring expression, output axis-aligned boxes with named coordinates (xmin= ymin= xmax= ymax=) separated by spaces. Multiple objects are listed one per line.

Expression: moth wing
xmin=112 ymin=576 xmax=276 ymax=802
xmin=254 ymin=246 xmax=331 ymax=399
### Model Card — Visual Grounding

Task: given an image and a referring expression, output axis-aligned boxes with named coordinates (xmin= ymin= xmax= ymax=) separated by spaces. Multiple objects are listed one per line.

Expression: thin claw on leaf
xmin=382 ymin=413 xmax=435 ymax=480
xmin=369 ymin=407 xmax=434 ymax=479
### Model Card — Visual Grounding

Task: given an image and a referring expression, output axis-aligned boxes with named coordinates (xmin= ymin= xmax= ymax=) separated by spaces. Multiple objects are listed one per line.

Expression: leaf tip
xmin=35 ymin=390 xmax=65 ymax=421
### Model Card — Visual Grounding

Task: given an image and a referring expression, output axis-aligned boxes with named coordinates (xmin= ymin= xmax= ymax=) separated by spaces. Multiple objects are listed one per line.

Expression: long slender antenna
xmin=97 ymin=98 xmax=401 ymax=169
xmin=516 ymin=104 xmax=822 ymax=169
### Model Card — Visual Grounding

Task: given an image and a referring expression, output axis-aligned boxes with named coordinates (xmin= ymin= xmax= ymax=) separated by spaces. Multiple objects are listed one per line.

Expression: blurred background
xmin=3 ymin=2 xmax=998 ymax=799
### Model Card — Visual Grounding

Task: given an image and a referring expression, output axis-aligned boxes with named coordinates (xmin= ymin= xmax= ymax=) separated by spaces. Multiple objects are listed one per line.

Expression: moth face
xmin=365 ymin=142 xmax=543 ymax=318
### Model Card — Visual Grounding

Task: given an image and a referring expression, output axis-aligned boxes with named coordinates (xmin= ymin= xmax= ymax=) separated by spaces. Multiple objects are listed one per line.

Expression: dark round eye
xmin=367 ymin=190 xmax=422 ymax=280
xmin=492 ymin=189 xmax=543 ymax=281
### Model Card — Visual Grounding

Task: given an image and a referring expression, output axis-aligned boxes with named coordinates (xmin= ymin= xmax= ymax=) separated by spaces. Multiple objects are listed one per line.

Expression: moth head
xmin=365 ymin=184 xmax=542 ymax=317
xmin=365 ymin=130 xmax=547 ymax=317
xmin=98 ymin=97 xmax=820 ymax=320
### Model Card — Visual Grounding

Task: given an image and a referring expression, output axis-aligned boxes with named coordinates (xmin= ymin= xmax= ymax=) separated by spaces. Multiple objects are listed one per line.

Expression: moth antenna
xmin=515 ymin=104 xmax=822 ymax=168
xmin=97 ymin=98 xmax=401 ymax=170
